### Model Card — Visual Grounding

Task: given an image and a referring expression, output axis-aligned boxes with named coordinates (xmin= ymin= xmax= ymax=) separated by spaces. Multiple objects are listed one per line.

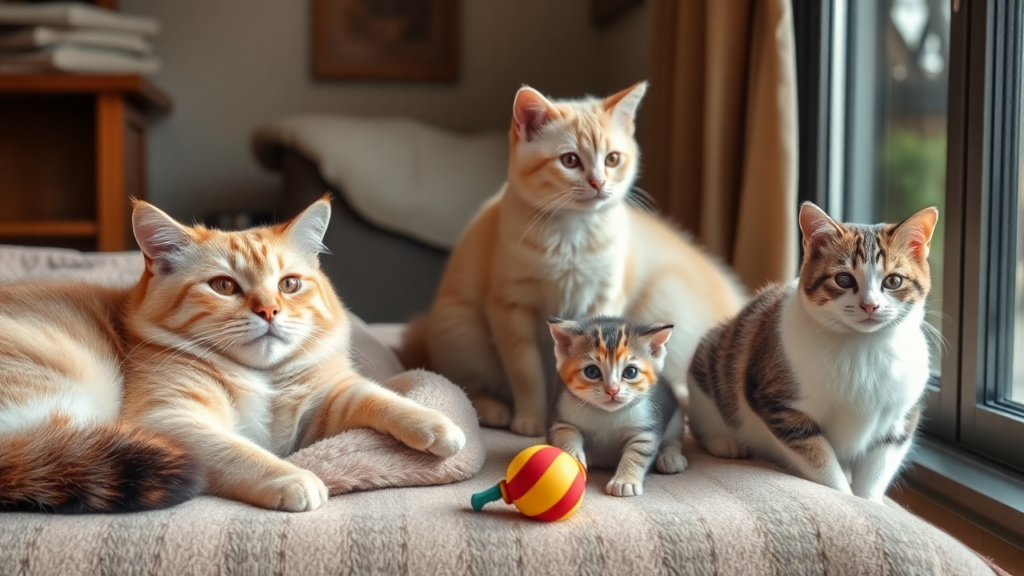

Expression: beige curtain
xmin=642 ymin=0 xmax=798 ymax=291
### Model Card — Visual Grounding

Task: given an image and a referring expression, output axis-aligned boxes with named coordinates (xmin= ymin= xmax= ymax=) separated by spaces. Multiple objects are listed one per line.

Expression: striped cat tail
xmin=0 ymin=416 xmax=203 ymax=513
xmin=397 ymin=314 xmax=432 ymax=370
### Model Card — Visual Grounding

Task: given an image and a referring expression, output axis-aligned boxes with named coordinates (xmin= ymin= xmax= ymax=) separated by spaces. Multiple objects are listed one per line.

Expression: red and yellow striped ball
xmin=498 ymin=445 xmax=586 ymax=522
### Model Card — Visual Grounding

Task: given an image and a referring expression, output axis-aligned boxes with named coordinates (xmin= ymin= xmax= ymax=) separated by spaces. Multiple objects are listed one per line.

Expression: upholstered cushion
xmin=0 ymin=245 xmax=1004 ymax=575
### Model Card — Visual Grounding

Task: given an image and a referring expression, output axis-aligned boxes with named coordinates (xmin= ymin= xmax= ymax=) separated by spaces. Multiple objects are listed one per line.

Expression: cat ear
xmin=132 ymin=200 xmax=193 ymax=267
xmin=284 ymin=195 xmax=332 ymax=256
xmin=893 ymin=206 xmax=939 ymax=261
xmin=548 ymin=317 xmax=577 ymax=362
xmin=799 ymin=202 xmax=841 ymax=251
xmin=640 ymin=323 xmax=673 ymax=360
xmin=513 ymin=86 xmax=556 ymax=142
xmin=603 ymin=81 xmax=647 ymax=136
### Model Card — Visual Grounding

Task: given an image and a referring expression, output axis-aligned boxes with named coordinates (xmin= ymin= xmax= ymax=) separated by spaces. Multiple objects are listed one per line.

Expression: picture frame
xmin=313 ymin=0 xmax=459 ymax=81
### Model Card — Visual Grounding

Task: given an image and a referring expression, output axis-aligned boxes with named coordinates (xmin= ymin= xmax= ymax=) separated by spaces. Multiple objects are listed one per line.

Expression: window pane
xmin=852 ymin=0 xmax=949 ymax=373
xmin=1015 ymin=200 xmax=1024 ymax=402
xmin=1012 ymin=51 xmax=1024 ymax=405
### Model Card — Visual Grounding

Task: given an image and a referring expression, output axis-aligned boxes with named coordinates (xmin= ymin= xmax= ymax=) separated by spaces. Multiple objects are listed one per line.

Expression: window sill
xmin=901 ymin=435 xmax=1024 ymax=548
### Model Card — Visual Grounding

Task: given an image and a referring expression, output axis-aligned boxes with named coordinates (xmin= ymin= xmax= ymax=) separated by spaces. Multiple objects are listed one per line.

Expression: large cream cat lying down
xmin=0 ymin=197 xmax=465 ymax=513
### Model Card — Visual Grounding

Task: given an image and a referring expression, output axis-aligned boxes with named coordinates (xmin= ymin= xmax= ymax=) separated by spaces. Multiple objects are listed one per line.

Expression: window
xmin=797 ymin=0 xmax=1024 ymax=474
xmin=843 ymin=0 xmax=949 ymax=377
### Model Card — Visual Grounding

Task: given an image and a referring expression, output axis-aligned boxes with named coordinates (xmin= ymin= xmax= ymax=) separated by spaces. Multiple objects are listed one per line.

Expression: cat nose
xmin=588 ymin=178 xmax=605 ymax=191
xmin=605 ymin=386 xmax=619 ymax=398
xmin=860 ymin=302 xmax=879 ymax=315
xmin=253 ymin=304 xmax=279 ymax=322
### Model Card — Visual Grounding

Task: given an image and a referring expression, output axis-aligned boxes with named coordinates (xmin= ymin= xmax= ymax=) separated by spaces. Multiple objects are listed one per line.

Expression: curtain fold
xmin=643 ymin=0 xmax=798 ymax=291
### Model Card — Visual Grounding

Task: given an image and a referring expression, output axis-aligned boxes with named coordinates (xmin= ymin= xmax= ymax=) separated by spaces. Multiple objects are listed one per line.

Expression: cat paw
xmin=257 ymin=468 xmax=328 ymax=512
xmin=565 ymin=448 xmax=588 ymax=471
xmin=656 ymin=452 xmax=688 ymax=474
xmin=472 ymin=397 xmax=512 ymax=428
xmin=397 ymin=410 xmax=467 ymax=457
xmin=510 ymin=414 xmax=545 ymax=437
xmin=705 ymin=437 xmax=747 ymax=459
xmin=606 ymin=476 xmax=644 ymax=497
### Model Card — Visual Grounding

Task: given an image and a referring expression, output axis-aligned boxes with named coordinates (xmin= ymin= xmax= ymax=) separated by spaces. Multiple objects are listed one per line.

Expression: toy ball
xmin=470 ymin=444 xmax=586 ymax=522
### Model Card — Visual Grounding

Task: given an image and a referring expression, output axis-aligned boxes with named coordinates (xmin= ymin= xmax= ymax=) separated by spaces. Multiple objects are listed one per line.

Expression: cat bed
xmin=0 ymin=245 xmax=1008 ymax=575
xmin=288 ymin=369 xmax=485 ymax=495
xmin=252 ymin=115 xmax=508 ymax=250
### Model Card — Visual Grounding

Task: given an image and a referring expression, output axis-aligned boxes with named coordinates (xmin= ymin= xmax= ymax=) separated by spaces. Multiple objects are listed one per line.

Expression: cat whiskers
xmin=519 ymin=188 xmax=580 ymax=245
xmin=626 ymin=186 xmax=656 ymax=213
xmin=138 ymin=322 xmax=244 ymax=386
xmin=920 ymin=320 xmax=949 ymax=356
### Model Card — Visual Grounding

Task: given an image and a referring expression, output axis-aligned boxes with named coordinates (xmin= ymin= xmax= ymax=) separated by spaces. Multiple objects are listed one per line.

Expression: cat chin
xmin=228 ymin=340 xmax=295 ymax=369
xmin=844 ymin=317 xmax=895 ymax=333
xmin=583 ymin=397 xmax=631 ymax=412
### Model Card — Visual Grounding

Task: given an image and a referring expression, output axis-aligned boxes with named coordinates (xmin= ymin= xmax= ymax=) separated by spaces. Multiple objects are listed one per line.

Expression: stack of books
xmin=0 ymin=2 xmax=160 ymax=75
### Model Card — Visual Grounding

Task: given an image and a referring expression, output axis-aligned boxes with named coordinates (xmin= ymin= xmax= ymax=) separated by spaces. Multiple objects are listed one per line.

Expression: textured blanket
xmin=252 ymin=115 xmax=507 ymax=250
xmin=0 ymin=430 xmax=997 ymax=575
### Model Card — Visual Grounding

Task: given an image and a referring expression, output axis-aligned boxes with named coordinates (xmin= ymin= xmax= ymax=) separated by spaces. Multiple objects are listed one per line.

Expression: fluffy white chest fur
xmin=529 ymin=209 xmax=629 ymax=319
xmin=218 ymin=363 xmax=276 ymax=451
xmin=780 ymin=287 xmax=931 ymax=463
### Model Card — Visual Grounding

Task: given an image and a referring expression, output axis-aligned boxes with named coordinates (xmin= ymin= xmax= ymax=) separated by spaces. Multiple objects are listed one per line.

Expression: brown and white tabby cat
xmin=402 ymin=82 xmax=746 ymax=436
xmin=0 ymin=197 xmax=465 ymax=513
xmin=547 ymin=316 xmax=687 ymax=497
xmin=687 ymin=202 xmax=938 ymax=502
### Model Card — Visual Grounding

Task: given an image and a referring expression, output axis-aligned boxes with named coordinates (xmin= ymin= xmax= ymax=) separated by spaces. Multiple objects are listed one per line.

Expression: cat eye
xmin=834 ymin=272 xmax=857 ymax=289
xmin=582 ymin=365 xmax=602 ymax=379
xmin=622 ymin=365 xmax=639 ymax=379
xmin=209 ymin=277 xmax=239 ymax=296
xmin=279 ymin=276 xmax=301 ymax=294
xmin=883 ymin=274 xmax=903 ymax=290
xmin=560 ymin=153 xmax=581 ymax=169
xmin=605 ymin=152 xmax=621 ymax=167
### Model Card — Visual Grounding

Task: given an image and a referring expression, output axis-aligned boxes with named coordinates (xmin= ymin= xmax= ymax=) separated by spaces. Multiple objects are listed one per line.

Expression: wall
xmin=121 ymin=0 xmax=651 ymax=220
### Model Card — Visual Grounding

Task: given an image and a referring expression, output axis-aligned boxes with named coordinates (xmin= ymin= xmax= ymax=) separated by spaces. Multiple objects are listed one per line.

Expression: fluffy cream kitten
xmin=402 ymin=82 xmax=746 ymax=436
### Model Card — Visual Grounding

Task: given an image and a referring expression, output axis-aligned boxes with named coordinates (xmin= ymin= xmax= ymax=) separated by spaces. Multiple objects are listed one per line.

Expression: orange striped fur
xmin=400 ymin=82 xmax=746 ymax=436
xmin=0 ymin=197 xmax=465 ymax=513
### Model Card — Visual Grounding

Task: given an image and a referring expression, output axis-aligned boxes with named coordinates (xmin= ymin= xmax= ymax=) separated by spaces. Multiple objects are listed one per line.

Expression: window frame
xmin=956 ymin=0 xmax=1024 ymax=470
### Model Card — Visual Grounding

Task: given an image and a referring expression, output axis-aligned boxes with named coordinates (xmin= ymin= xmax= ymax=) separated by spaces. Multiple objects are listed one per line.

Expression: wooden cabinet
xmin=0 ymin=74 xmax=171 ymax=251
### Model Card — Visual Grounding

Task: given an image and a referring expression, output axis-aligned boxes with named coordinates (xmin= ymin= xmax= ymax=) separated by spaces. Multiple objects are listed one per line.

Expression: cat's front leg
xmin=851 ymin=406 xmax=921 ymax=502
xmin=486 ymin=300 xmax=547 ymax=436
xmin=307 ymin=374 xmax=466 ymax=457
xmin=585 ymin=286 xmax=627 ymax=318
xmin=607 ymin=430 xmax=660 ymax=497
xmin=655 ymin=410 xmax=688 ymax=474
xmin=549 ymin=420 xmax=587 ymax=470
xmin=140 ymin=406 xmax=328 ymax=512
xmin=765 ymin=408 xmax=852 ymax=494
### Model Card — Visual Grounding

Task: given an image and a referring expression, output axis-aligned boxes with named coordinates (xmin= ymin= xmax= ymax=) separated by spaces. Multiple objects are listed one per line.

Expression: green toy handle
xmin=471 ymin=484 xmax=504 ymax=512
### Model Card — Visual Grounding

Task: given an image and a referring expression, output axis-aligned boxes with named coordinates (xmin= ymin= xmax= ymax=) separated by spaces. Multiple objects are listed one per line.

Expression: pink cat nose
xmin=588 ymin=178 xmax=605 ymax=191
xmin=605 ymin=386 xmax=619 ymax=398
xmin=253 ymin=304 xmax=279 ymax=322
xmin=860 ymin=303 xmax=879 ymax=315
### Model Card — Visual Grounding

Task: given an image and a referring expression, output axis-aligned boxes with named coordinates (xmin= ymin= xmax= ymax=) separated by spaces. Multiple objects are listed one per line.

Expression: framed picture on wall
xmin=313 ymin=0 xmax=459 ymax=81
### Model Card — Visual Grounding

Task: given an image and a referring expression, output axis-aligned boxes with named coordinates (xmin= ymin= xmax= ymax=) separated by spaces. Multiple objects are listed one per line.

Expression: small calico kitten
xmin=547 ymin=316 xmax=687 ymax=497
xmin=687 ymin=202 xmax=938 ymax=502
